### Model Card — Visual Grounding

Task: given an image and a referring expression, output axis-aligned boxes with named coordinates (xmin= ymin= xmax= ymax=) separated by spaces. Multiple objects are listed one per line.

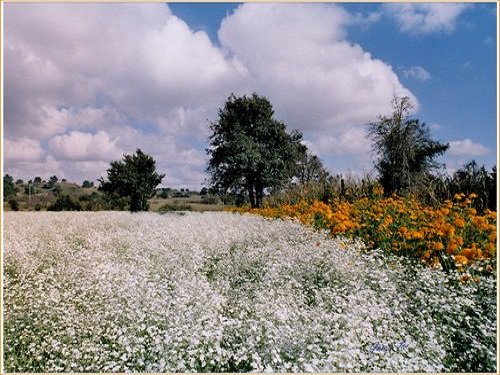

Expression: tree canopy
xmin=207 ymin=93 xmax=306 ymax=208
xmin=368 ymin=96 xmax=449 ymax=196
xmin=98 ymin=149 xmax=165 ymax=212
xmin=3 ymin=174 xmax=15 ymax=198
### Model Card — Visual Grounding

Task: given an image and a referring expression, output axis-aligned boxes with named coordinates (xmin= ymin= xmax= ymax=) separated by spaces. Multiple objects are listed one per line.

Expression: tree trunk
xmin=247 ymin=177 xmax=256 ymax=208
xmin=248 ymin=187 xmax=256 ymax=208
xmin=255 ymin=180 xmax=263 ymax=208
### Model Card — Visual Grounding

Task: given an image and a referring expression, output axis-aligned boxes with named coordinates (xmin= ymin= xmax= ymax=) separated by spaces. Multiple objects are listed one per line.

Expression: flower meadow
xmin=3 ymin=211 xmax=497 ymax=372
xmin=236 ymin=192 xmax=497 ymax=278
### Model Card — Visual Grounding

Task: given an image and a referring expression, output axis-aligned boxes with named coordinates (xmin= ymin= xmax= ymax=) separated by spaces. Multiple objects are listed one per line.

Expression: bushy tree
xmin=8 ymin=199 xmax=19 ymax=211
xmin=47 ymin=195 xmax=81 ymax=211
xmin=207 ymin=93 xmax=305 ymax=208
xmin=48 ymin=175 xmax=58 ymax=188
xmin=82 ymin=180 xmax=94 ymax=188
xmin=98 ymin=149 xmax=165 ymax=212
xmin=368 ymin=96 xmax=449 ymax=196
xmin=3 ymin=174 xmax=15 ymax=198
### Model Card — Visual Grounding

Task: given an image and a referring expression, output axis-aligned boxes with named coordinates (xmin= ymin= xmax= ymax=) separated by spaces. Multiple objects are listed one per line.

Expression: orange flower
xmin=454 ymin=255 xmax=468 ymax=266
xmin=432 ymin=241 xmax=444 ymax=251
xmin=446 ymin=240 xmax=459 ymax=254
xmin=454 ymin=217 xmax=466 ymax=228
xmin=460 ymin=248 xmax=476 ymax=259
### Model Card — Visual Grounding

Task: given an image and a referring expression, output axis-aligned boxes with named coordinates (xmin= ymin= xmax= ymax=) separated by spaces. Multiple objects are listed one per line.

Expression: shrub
xmin=8 ymin=199 xmax=19 ymax=211
xmin=201 ymin=195 xmax=220 ymax=205
xmin=47 ymin=195 xmax=82 ymax=211
xmin=159 ymin=203 xmax=192 ymax=212
xmin=34 ymin=203 xmax=42 ymax=211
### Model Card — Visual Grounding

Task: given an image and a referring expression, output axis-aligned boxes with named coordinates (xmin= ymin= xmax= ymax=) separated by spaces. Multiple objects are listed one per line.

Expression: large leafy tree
xmin=368 ymin=96 xmax=449 ymax=196
xmin=98 ymin=149 xmax=165 ymax=212
xmin=207 ymin=93 xmax=306 ymax=208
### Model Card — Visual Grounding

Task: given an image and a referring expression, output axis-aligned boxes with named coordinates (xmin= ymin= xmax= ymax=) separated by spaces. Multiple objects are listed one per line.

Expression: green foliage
xmin=8 ymin=199 xmax=19 ymax=211
xmin=201 ymin=194 xmax=220 ymax=205
xmin=427 ymin=161 xmax=497 ymax=212
xmin=98 ymin=149 xmax=165 ymax=212
xmin=158 ymin=189 xmax=170 ymax=199
xmin=159 ymin=203 xmax=193 ymax=212
xmin=267 ymin=174 xmax=380 ymax=207
xmin=368 ymin=96 xmax=449 ymax=196
xmin=48 ymin=175 xmax=58 ymax=188
xmin=47 ymin=195 xmax=82 ymax=211
xmin=207 ymin=93 xmax=305 ymax=208
xmin=3 ymin=174 xmax=16 ymax=198
xmin=82 ymin=180 xmax=94 ymax=188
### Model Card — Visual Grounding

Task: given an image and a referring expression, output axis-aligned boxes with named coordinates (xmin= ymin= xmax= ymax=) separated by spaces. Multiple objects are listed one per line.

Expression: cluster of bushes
xmin=263 ymin=160 xmax=496 ymax=214
xmin=47 ymin=195 xmax=82 ymax=211
xmin=159 ymin=203 xmax=193 ymax=212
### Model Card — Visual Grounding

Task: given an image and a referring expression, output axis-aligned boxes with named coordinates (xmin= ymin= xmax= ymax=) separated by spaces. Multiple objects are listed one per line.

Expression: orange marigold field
xmin=232 ymin=192 xmax=497 ymax=275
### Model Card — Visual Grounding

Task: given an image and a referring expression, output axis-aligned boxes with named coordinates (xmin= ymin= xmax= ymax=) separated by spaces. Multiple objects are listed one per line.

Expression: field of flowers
xmin=4 ymin=211 xmax=497 ymax=372
xmin=236 ymin=192 xmax=497 ymax=278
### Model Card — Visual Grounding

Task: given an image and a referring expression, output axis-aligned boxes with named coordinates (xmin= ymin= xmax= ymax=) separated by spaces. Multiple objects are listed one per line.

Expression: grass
xmin=149 ymin=196 xmax=231 ymax=212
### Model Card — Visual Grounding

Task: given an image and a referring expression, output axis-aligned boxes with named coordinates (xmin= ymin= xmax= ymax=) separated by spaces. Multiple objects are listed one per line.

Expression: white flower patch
xmin=3 ymin=211 xmax=496 ymax=372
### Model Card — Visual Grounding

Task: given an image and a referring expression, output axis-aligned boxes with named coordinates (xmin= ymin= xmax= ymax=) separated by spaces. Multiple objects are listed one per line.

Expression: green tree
xmin=82 ymin=180 xmax=94 ymax=188
xmin=207 ymin=93 xmax=305 ymax=208
xmin=98 ymin=149 xmax=165 ymax=212
xmin=48 ymin=175 xmax=58 ymax=188
xmin=368 ymin=96 xmax=449 ymax=196
xmin=3 ymin=174 xmax=15 ymax=198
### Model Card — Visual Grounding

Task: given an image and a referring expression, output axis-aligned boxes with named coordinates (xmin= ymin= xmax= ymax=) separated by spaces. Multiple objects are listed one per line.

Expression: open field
xmin=149 ymin=195 xmax=231 ymax=212
xmin=3 ymin=211 xmax=496 ymax=372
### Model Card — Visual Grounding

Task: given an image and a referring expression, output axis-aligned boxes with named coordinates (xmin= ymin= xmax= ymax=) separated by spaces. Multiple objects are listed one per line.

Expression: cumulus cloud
xmin=4 ymin=138 xmax=44 ymax=162
xmin=316 ymin=127 xmax=371 ymax=156
xmin=219 ymin=4 xmax=415 ymax=132
xmin=48 ymin=131 xmax=122 ymax=161
xmin=384 ymin=3 xmax=471 ymax=35
xmin=403 ymin=66 xmax=431 ymax=81
xmin=448 ymin=139 xmax=491 ymax=157
xmin=4 ymin=3 xmax=416 ymax=187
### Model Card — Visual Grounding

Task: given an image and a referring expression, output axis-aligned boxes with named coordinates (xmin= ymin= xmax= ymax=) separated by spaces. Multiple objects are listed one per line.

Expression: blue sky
xmin=4 ymin=3 xmax=497 ymax=188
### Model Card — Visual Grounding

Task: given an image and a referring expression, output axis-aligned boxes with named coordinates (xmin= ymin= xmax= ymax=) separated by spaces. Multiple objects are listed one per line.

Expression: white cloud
xmin=316 ymin=127 xmax=371 ymax=156
xmin=4 ymin=3 xmax=418 ymax=187
xmin=4 ymin=138 xmax=44 ymax=162
xmin=403 ymin=66 xmax=431 ymax=81
xmin=384 ymin=3 xmax=471 ymax=34
xmin=219 ymin=4 xmax=416 ymax=132
xmin=448 ymin=139 xmax=491 ymax=157
xmin=48 ymin=131 xmax=122 ymax=161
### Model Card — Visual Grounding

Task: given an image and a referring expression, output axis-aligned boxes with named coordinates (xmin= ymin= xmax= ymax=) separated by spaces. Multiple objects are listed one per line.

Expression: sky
xmin=3 ymin=3 xmax=497 ymax=189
